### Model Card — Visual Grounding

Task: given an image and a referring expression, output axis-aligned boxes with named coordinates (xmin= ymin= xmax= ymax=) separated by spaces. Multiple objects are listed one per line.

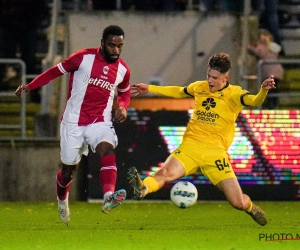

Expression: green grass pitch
xmin=1 ymin=201 xmax=300 ymax=250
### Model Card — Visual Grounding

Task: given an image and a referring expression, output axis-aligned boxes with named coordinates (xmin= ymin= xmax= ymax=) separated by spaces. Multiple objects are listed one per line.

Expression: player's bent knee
xmin=62 ymin=164 xmax=77 ymax=181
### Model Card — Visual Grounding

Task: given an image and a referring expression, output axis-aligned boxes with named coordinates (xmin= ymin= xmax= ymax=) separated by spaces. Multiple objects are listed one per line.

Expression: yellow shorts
xmin=170 ymin=137 xmax=236 ymax=185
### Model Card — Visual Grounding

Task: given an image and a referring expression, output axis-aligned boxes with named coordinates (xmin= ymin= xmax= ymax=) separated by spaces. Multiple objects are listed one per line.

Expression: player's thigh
xmin=84 ymin=122 xmax=118 ymax=153
xmin=168 ymin=144 xmax=200 ymax=178
xmin=155 ymin=155 xmax=186 ymax=182
xmin=60 ymin=123 xmax=86 ymax=165
xmin=201 ymin=147 xmax=236 ymax=185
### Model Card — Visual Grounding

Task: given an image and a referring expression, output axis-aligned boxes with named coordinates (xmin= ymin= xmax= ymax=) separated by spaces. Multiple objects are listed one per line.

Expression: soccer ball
xmin=170 ymin=181 xmax=198 ymax=208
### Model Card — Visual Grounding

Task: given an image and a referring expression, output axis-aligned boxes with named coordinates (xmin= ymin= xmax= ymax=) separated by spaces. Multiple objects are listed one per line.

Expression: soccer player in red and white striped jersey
xmin=15 ymin=25 xmax=131 ymax=224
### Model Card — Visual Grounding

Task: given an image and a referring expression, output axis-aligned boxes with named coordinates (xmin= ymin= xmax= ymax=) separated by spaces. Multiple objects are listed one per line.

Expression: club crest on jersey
xmin=103 ymin=66 xmax=109 ymax=75
xmin=202 ymin=98 xmax=216 ymax=111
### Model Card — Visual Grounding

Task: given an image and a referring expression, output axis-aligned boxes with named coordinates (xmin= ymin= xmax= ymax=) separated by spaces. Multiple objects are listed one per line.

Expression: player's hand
xmin=15 ymin=85 xmax=30 ymax=98
xmin=130 ymin=83 xmax=149 ymax=96
xmin=261 ymin=75 xmax=276 ymax=90
xmin=113 ymin=107 xmax=127 ymax=123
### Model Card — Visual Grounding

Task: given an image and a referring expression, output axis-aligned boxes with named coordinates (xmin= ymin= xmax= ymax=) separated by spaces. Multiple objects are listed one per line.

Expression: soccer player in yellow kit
xmin=128 ymin=52 xmax=276 ymax=226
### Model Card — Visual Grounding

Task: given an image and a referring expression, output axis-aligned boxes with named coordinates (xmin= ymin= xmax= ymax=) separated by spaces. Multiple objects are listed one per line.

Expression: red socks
xmin=99 ymin=154 xmax=117 ymax=195
xmin=56 ymin=170 xmax=72 ymax=200
xmin=56 ymin=154 xmax=117 ymax=200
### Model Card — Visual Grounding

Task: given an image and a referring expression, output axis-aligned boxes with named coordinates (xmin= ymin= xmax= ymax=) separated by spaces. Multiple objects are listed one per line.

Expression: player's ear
xmin=224 ymin=74 xmax=229 ymax=82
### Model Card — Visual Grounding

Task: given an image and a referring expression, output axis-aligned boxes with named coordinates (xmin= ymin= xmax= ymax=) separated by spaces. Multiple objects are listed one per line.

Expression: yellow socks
xmin=143 ymin=176 xmax=159 ymax=194
xmin=246 ymin=201 xmax=253 ymax=213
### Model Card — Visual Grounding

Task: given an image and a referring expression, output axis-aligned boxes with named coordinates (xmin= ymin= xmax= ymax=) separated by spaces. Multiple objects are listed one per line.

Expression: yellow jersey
xmin=148 ymin=81 xmax=267 ymax=151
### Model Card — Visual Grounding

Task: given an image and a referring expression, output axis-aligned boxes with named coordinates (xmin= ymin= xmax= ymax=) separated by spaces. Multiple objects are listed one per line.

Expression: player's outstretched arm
xmin=15 ymin=65 xmax=63 ymax=98
xmin=130 ymin=83 xmax=149 ymax=96
xmin=243 ymin=75 xmax=276 ymax=106
xmin=131 ymin=83 xmax=188 ymax=99
xmin=15 ymin=85 xmax=30 ymax=98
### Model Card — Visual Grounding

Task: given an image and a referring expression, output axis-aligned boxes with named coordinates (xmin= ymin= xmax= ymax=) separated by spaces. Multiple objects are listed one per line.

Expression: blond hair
xmin=259 ymin=29 xmax=273 ymax=42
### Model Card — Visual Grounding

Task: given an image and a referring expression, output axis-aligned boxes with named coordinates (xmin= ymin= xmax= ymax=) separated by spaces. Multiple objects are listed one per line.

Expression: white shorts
xmin=60 ymin=121 xmax=118 ymax=165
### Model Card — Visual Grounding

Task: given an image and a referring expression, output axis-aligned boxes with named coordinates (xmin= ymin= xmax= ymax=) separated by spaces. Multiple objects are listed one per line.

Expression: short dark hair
xmin=208 ymin=52 xmax=231 ymax=74
xmin=102 ymin=25 xmax=125 ymax=41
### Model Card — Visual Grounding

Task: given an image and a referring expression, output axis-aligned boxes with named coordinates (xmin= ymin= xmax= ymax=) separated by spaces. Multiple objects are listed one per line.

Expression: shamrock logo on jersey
xmin=202 ymin=98 xmax=216 ymax=111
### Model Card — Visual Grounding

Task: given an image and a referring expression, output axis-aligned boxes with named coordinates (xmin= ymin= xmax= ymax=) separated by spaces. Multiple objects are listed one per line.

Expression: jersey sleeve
xmin=27 ymin=49 xmax=89 ymax=91
xmin=186 ymin=81 xmax=201 ymax=96
xmin=242 ymin=87 xmax=269 ymax=106
xmin=58 ymin=50 xmax=85 ymax=74
xmin=148 ymin=85 xmax=191 ymax=98
xmin=228 ymin=86 xmax=249 ymax=107
xmin=117 ymin=66 xmax=131 ymax=110
xmin=27 ymin=65 xmax=63 ymax=90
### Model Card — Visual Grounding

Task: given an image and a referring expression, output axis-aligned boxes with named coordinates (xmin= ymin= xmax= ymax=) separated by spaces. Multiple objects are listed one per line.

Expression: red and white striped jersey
xmin=28 ymin=47 xmax=131 ymax=126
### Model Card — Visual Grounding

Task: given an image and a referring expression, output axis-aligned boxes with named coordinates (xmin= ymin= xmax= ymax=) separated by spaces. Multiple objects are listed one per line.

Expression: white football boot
xmin=57 ymin=192 xmax=70 ymax=224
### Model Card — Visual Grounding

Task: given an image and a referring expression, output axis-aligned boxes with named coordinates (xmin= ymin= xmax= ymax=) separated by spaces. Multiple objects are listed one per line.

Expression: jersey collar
xmin=219 ymin=81 xmax=229 ymax=91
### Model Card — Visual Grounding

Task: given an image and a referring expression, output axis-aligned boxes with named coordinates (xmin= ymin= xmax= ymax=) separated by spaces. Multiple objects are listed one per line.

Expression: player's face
xmin=206 ymin=68 xmax=229 ymax=93
xmin=101 ymin=35 xmax=124 ymax=62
